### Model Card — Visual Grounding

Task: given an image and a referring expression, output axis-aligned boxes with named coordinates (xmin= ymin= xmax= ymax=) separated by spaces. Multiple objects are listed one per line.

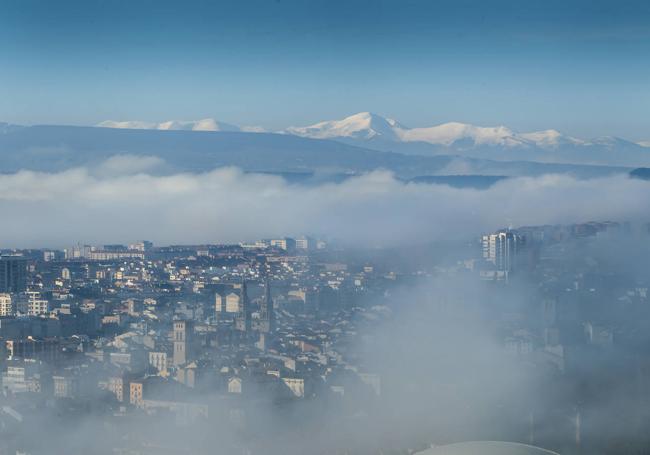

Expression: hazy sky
xmin=1 ymin=0 xmax=649 ymax=139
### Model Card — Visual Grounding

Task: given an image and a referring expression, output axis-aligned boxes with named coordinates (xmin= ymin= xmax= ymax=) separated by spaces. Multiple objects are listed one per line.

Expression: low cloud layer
xmin=0 ymin=163 xmax=648 ymax=248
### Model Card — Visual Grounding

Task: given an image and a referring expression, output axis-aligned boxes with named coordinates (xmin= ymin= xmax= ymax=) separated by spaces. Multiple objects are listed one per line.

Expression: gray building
xmin=0 ymin=256 xmax=27 ymax=293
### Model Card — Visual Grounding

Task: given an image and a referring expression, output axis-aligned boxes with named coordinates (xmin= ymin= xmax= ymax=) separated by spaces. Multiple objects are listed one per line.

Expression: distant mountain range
xmin=285 ymin=112 xmax=608 ymax=146
xmin=95 ymin=112 xmax=650 ymax=168
xmin=0 ymin=123 xmax=631 ymax=179
xmin=97 ymin=119 xmax=265 ymax=133
xmin=284 ymin=112 xmax=650 ymax=167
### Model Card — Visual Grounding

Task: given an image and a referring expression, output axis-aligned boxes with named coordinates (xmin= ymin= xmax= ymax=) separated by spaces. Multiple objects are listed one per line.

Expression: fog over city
xmin=2 ymin=1 xmax=650 ymax=455
xmin=5 ymin=235 xmax=650 ymax=455
xmin=0 ymin=163 xmax=648 ymax=248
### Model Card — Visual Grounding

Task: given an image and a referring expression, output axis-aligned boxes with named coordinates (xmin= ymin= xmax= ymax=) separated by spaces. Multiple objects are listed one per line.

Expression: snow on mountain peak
xmin=398 ymin=122 xmax=521 ymax=146
xmin=95 ymin=113 xmax=641 ymax=154
xmin=285 ymin=113 xmax=606 ymax=150
xmin=285 ymin=112 xmax=404 ymax=141
xmin=97 ymin=118 xmax=240 ymax=132
xmin=97 ymin=120 xmax=158 ymax=130
xmin=517 ymin=129 xmax=586 ymax=147
xmin=158 ymin=118 xmax=240 ymax=132
xmin=286 ymin=114 xmax=541 ymax=147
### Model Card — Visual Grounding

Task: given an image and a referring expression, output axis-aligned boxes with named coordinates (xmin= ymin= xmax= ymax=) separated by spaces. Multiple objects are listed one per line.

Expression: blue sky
xmin=1 ymin=0 xmax=649 ymax=139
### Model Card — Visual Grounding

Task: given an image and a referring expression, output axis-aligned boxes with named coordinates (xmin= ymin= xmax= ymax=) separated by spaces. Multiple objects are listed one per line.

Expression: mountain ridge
xmin=93 ymin=112 xmax=650 ymax=167
xmin=0 ymin=123 xmax=630 ymax=178
xmin=285 ymin=112 xmax=649 ymax=167
xmin=97 ymin=118 xmax=264 ymax=133
xmin=284 ymin=112 xmax=628 ymax=149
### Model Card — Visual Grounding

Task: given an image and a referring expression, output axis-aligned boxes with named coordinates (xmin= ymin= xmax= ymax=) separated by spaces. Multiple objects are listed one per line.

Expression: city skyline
xmin=0 ymin=219 xmax=647 ymax=454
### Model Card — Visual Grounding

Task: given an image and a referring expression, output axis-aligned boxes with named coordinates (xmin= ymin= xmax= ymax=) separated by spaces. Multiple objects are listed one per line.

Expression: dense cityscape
xmin=2 ymin=1 xmax=650 ymax=454
xmin=0 ymin=221 xmax=649 ymax=454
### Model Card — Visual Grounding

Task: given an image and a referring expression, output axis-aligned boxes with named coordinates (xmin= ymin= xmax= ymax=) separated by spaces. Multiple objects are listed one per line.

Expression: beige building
xmin=53 ymin=375 xmax=78 ymax=398
xmin=228 ymin=376 xmax=243 ymax=394
xmin=225 ymin=292 xmax=240 ymax=313
xmin=215 ymin=291 xmax=241 ymax=314
xmin=282 ymin=377 xmax=306 ymax=398
xmin=214 ymin=293 xmax=224 ymax=313
xmin=108 ymin=376 xmax=124 ymax=402
xmin=0 ymin=293 xmax=14 ymax=316
xmin=148 ymin=351 xmax=169 ymax=376
xmin=130 ymin=380 xmax=144 ymax=407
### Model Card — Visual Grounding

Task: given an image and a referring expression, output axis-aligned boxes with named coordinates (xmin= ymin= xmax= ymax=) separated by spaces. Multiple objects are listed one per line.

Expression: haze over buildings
xmin=1 ymin=1 xmax=649 ymax=454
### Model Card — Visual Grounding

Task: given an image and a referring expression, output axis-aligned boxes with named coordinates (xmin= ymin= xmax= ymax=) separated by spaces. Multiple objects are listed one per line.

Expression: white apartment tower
xmin=482 ymin=230 xmax=523 ymax=272
xmin=27 ymin=291 xmax=50 ymax=316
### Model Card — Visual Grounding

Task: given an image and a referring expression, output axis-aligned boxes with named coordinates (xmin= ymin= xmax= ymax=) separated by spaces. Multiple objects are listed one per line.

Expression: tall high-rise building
xmin=172 ymin=320 xmax=193 ymax=366
xmin=235 ymin=281 xmax=252 ymax=332
xmin=129 ymin=240 xmax=153 ymax=252
xmin=0 ymin=256 xmax=27 ymax=293
xmin=482 ymin=230 xmax=524 ymax=273
xmin=64 ymin=244 xmax=92 ymax=260
xmin=269 ymin=237 xmax=296 ymax=251
xmin=295 ymin=236 xmax=315 ymax=251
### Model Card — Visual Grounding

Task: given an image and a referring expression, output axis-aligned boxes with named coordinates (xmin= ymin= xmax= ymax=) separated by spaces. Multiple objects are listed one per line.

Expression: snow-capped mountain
xmin=285 ymin=111 xmax=405 ymax=141
xmin=285 ymin=112 xmax=589 ymax=148
xmin=400 ymin=122 xmax=535 ymax=147
xmin=0 ymin=123 xmax=630 ymax=178
xmin=284 ymin=112 xmax=650 ymax=166
xmin=89 ymin=113 xmax=650 ymax=166
xmin=96 ymin=113 xmax=643 ymax=157
xmin=97 ymin=118 xmax=243 ymax=132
